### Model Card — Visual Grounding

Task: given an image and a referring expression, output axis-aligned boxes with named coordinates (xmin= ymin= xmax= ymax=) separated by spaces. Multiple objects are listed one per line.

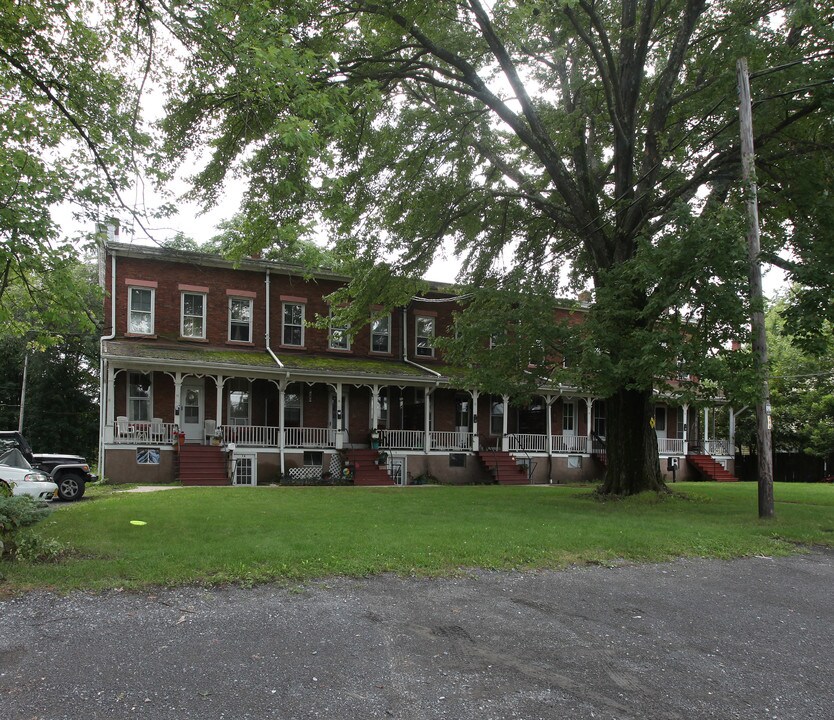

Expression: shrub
xmin=13 ymin=532 xmax=69 ymax=563
xmin=0 ymin=496 xmax=52 ymax=559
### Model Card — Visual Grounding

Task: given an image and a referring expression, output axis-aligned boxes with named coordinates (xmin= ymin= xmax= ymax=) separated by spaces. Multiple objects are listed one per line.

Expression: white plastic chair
xmin=116 ymin=416 xmax=135 ymax=441
xmin=204 ymin=419 xmax=217 ymax=444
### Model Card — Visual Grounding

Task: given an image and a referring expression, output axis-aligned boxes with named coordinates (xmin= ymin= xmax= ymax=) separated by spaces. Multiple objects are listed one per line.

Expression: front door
xmin=233 ymin=453 xmax=257 ymax=486
xmin=389 ymin=456 xmax=406 ymax=486
xmin=329 ymin=390 xmax=349 ymax=444
xmin=562 ymin=399 xmax=577 ymax=451
xmin=182 ymin=379 xmax=204 ymax=443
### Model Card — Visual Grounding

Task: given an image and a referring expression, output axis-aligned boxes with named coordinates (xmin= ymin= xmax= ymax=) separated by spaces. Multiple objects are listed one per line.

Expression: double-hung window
xmin=415 ymin=316 xmax=435 ymax=357
xmin=227 ymin=378 xmax=251 ymax=425
xmin=328 ymin=310 xmax=350 ymax=351
xmin=285 ymin=383 xmax=302 ymax=427
xmin=282 ymin=302 xmax=304 ymax=346
xmin=181 ymin=291 xmax=207 ymax=339
xmin=229 ymin=297 xmax=253 ymax=342
xmin=371 ymin=315 xmax=391 ymax=353
xmin=128 ymin=287 xmax=154 ymax=335
xmin=128 ymin=372 xmax=152 ymax=421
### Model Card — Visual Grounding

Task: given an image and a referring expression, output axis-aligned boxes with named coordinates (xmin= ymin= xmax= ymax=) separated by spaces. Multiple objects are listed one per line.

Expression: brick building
xmin=98 ymin=242 xmax=737 ymax=486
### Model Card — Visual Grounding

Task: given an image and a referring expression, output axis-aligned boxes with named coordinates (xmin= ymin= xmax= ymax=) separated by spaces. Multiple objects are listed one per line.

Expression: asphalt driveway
xmin=1 ymin=550 xmax=832 ymax=719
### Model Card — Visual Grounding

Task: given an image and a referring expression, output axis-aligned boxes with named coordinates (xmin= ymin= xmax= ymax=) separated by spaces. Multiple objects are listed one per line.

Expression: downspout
xmin=265 ymin=269 xmax=283 ymax=367
xmin=98 ymin=252 xmax=117 ymax=481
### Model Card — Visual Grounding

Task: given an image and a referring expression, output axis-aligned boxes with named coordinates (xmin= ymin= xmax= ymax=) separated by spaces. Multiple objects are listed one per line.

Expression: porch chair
xmin=150 ymin=418 xmax=164 ymax=442
xmin=204 ymin=419 xmax=217 ymax=445
xmin=116 ymin=416 xmax=135 ymax=441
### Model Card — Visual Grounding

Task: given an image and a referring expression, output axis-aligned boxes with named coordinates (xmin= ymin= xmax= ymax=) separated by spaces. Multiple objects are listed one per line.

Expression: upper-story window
xmin=128 ymin=287 xmax=154 ymax=335
xmin=181 ymin=292 xmax=207 ymax=339
xmin=328 ymin=310 xmax=350 ymax=351
xmin=415 ymin=316 xmax=435 ymax=357
xmin=229 ymin=297 xmax=253 ymax=342
xmin=283 ymin=302 xmax=305 ymax=347
xmin=371 ymin=315 xmax=391 ymax=353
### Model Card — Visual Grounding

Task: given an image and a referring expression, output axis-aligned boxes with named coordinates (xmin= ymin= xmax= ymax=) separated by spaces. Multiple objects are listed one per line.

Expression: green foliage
xmin=0 ymin=0 xmax=155 ymax=337
xmin=0 ymin=495 xmax=51 ymax=558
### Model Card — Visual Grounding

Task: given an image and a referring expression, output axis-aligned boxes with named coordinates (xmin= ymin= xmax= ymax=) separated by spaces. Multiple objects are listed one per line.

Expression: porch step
xmin=178 ymin=445 xmax=229 ymax=486
xmin=687 ymin=454 xmax=738 ymax=483
xmin=477 ymin=451 xmax=528 ymax=484
xmin=348 ymin=449 xmax=395 ymax=486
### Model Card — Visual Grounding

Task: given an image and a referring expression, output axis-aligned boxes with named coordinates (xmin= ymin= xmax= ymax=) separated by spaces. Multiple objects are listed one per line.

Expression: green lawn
xmin=2 ymin=482 xmax=833 ymax=593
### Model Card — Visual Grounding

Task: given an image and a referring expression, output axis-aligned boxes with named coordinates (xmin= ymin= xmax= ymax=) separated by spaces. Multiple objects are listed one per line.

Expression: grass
xmin=2 ymin=482 xmax=833 ymax=593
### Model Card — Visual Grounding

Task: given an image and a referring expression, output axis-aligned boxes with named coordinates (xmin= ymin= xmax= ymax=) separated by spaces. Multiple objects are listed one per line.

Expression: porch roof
xmin=102 ymin=340 xmax=442 ymax=382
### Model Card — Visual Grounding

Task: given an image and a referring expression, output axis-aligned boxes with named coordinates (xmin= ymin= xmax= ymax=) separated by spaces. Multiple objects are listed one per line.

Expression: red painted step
xmin=347 ymin=449 xmax=394 ymax=486
xmin=477 ymin=451 xmax=529 ymax=484
xmin=178 ymin=445 xmax=229 ymax=486
xmin=687 ymin=454 xmax=738 ymax=482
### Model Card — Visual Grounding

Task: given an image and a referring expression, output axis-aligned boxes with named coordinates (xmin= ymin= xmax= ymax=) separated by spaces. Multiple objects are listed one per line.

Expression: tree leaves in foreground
xmin=159 ymin=0 xmax=834 ymax=494
xmin=0 ymin=0 xmax=155 ymax=337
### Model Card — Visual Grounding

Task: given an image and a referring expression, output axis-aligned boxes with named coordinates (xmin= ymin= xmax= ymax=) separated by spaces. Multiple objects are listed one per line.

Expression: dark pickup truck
xmin=0 ymin=431 xmax=96 ymax=501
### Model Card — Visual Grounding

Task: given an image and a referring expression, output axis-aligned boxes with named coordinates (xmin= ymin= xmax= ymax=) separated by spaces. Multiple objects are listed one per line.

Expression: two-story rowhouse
xmin=99 ymin=242 xmax=738 ymax=486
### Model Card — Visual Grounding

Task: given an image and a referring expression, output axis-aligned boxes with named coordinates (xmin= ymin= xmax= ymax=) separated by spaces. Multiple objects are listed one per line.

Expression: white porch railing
xmin=704 ymin=438 xmax=732 ymax=456
xmin=112 ymin=421 xmax=178 ymax=445
xmin=284 ymin=427 xmax=333 ymax=448
xmin=657 ymin=438 xmax=686 ymax=455
xmin=381 ymin=430 xmax=424 ymax=450
xmin=430 ymin=431 xmax=473 ymax=451
xmin=508 ymin=434 xmax=549 ymax=452
xmin=551 ymin=435 xmax=589 ymax=453
xmin=223 ymin=425 xmax=280 ymax=447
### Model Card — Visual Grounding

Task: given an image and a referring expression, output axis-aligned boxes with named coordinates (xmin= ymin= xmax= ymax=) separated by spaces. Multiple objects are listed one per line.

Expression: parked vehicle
xmin=0 ymin=449 xmax=58 ymax=501
xmin=0 ymin=432 xmax=95 ymax=501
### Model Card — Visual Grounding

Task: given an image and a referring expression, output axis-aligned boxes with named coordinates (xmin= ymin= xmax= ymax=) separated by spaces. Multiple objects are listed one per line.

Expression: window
xmin=136 ymin=447 xmax=160 ymax=465
xmin=181 ymin=292 xmax=206 ymax=339
xmin=655 ymin=407 xmax=667 ymax=432
xmin=563 ymin=402 xmax=575 ymax=433
xmin=128 ymin=287 xmax=154 ymax=334
xmin=592 ymin=401 xmax=606 ymax=438
xmin=328 ymin=311 xmax=350 ymax=350
xmin=128 ymin=372 xmax=152 ymax=421
xmin=415 ymin=316 xmax=435 ymax=357
xmin=675 ymin=406 xmax=686 ymax=439
xmin=229 ymin=298 xmax=253 ymax=342
xmin=283 ymin=302 xmax=304 ymax=346
xmin=303 ymin=451 xmax=323 ymax=466
xmin=285 ymin=384 xmax=302 ymax=427
xmin=490 ymin=397 xmax=504 ymax=435
xmin=371 ymin=315 xmax=391 ymax=353
xmin=228 ymin=378 xmax=250 ymax=426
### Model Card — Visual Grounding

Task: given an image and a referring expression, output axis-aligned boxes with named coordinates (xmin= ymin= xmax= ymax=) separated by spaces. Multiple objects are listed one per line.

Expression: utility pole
xmin=737 ymin=57 xmax=775 ymax=518
xmin=18 ymin=346 xmax=29 ymax=434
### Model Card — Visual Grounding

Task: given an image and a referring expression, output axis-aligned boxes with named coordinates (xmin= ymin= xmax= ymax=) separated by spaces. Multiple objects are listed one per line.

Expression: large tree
xmin=158 ymin=0 xmax=834 ymax=494
xmin=0 ymin=0 xmax=156 ymax=337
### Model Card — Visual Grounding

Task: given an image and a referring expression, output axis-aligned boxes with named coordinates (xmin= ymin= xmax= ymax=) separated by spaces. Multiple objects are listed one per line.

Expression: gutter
xmin=265 ymin=269 xmax=284 ymax=367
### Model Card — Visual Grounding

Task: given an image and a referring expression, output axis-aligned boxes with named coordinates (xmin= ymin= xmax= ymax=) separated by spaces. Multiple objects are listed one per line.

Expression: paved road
xmin=2 ymin=551 xmax=832 ymax=719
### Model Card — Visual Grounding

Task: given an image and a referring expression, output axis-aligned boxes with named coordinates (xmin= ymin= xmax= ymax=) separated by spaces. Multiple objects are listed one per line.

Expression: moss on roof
xmin=103 ymin=341 xmax=439 ymax=379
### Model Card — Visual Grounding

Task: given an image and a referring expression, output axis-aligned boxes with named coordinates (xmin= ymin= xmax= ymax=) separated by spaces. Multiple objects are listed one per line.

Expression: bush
xmin=0 ymin=496 xmax=52 ymax=559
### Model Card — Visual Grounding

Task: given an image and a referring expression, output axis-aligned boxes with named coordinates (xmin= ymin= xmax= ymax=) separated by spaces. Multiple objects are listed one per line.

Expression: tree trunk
xmin=600 ymin=387 xmax=666 ymax=495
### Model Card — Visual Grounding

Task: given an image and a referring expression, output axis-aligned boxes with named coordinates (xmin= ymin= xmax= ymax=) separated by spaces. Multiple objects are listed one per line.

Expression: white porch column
xmin=106 ymin=365 xmax=116 ymax=432
xmin=423 ymin=386 xmax=432 ymax=454
xmin=729 ymin=407 xmax=736 ymax=457
xmin=470 ymin=389 xmax=480 ymax=452
xmin=704 ymin=407 xmax=710 ymax=446
xmin=501 ymin=394 xmax=510 ymax=451
xmin=585 ymin=397 xmax=594 ymax=453
xmin=278 ymin=378 xmax=287 ymax=475
xmin=335 ymin=382 xmax=344 ymax=449
xmin=682 ymin=403 xmax=690 ymax=453
xmin=370 ymin=384 xmax=380 ymax=430
xmin=545 ymin=395 xmax=556 ymax=455
xmin=174 ymin=372 xmax=183 ymax=428
xmin=215 ymin=375 xmax=224 ymax=426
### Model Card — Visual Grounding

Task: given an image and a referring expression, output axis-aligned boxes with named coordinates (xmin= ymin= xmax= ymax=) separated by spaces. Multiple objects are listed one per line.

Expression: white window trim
xmin=227 ymin=379 xmax=252 ymax=426
xmin=282 ymin=302 xmax=305 ymax=347
xmin=228 ymin=297 xmax=253 ymax=343
xmin=370 ymin=314 xmax=391 ymax=354
xmin=563 ymin=401 xmax=575 ymax=432
xmin=128 ymin=286 xmax=155 ymax=335
xmin=127 ymin=372 xmax=152 ymax=422
xmin=181 ymin=292 xmax=207 ymax=339
xmin=328 ymin=311 xmax=351 ymax=351
xmin=415 ymin=316 xmax=435 ymax=358
xmin=285 ymin=384 xmax=304 ymax=427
